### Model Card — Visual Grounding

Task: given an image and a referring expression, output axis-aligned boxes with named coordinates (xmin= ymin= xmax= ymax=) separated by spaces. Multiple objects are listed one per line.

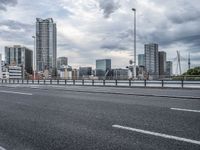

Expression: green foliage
xmin=183 ymin=67 xmax=200 ymax=75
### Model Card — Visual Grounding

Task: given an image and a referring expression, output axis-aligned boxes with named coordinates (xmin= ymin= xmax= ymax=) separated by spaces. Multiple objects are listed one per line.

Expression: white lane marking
xmin=0 ymin=90 xmax=32 ymax=96
xmin=112 ymin=125 xmax=200 ymax=145
xmin=171 ymin=108 xmax=200 ymax=113
xmin=0 ymin=146 xmax=6 ymax=150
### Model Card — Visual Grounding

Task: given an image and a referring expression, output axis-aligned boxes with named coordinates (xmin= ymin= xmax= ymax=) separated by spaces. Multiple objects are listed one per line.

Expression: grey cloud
xmin=99 ymin=0 xmax=120 ymax=18
xmin=0 ymin=20 xmax=34 ymax=44
xmin=0 ymin=20 xmax=33 ymax=31
xmin=0 ymin=0 xmax=18 ymax=11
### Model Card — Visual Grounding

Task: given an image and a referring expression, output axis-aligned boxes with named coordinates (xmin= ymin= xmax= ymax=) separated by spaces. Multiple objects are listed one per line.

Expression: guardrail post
xmin=162 ymin=80 xmax=164 ymax=88
xmin=73 ymin=80 xmax=75 ymax=85
xmin=57 ymin=79 xmax=59 ymax=85
xmin=50 ymin=79 xmax=52 ymax=85
xmin=13 ymin=79 xmax=15 ymax=84
xmin=92 ymin=80 xmax=94 ymax=86
xmin=27 ymin=79 xmax=28 ymax=84
xmin=129 ymin=80 xmax=131 ymax=87
xmin=181 ymin=80 xmax=184 ymax=88
xmin=38 ymin=79 xmax=39 ymax=84
xmin=65 ymin=79 xmax=67 ymax=85
xmin=103 ymin=80 xmax=105 ymax=86
xmin=22 ymin=79 xmax=24 ymax=84
xmin=18 ymin=79 xmax=19 ymax=84
xmin=44 ymin=79 xmax=45 ymax=85
xmin=144 ymin=80 xmax=147 ymax=87
xmin=115 ymin=80 xmax=118 ymax=86
xmin=82 ymin=79 xmax=84 ymax=85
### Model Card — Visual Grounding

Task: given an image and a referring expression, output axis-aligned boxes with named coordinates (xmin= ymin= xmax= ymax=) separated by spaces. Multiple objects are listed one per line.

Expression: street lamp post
xmin=132 ymin=8 xmax=137 ymax=79
xmin=32 ymin=36 xmax=36 ymax=80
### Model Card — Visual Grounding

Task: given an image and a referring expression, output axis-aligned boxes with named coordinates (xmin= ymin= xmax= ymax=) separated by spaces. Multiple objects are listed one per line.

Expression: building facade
xmin=57 ymin=57 xmax=68 ymax=70
xmin=96 ymin=59 xmax=111 ymax=78
xmin=112 ymin=68 xmax=129 ymax=80
xmin=144 ymin=43 xmax=159 ymax=79
xmin=0 ymin=54 xmax=2 ymax=79
xmin=5 ymin=45 xmax=33 ymax=74
xmin=158 ymin=51 xmax=167 ymax=78
xmin=138 ymin=54 xmax=145 ymax=67
xmin=79 ymin=67 xmax=92 ymax=79
xmin=36 ymin=18 xmax=57 ymax=76
xmin=166 ymin=61 xmax=173 ymax=77
xmin=8 ymin=66 xmax=22 ymax=79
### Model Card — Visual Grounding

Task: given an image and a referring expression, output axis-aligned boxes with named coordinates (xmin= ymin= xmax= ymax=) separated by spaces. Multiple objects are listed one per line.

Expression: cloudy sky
xmin=0 ymin=0 xmax=200 ymax=73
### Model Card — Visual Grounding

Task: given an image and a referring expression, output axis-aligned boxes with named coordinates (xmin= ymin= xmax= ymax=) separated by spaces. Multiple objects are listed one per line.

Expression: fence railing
xmin=0 ymin=79 xmax=200 ymax=88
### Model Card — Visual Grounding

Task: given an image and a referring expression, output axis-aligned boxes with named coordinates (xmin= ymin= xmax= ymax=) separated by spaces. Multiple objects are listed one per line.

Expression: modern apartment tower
xmin=144 ymin=43 xmax=159 ymax=79
xmin=36 ymin=18 xmax=57 ymax=76
xmin=5 ymin=45 xmax=33 ymax=74
xmin=158 ymin=51 xmax=167 ymax=78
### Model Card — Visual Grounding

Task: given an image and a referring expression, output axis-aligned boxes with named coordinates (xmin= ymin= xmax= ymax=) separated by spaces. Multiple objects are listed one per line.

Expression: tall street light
xmin=32 ymin=36 xmax=36 ymax=80
xmin=132 ymin=8 xmax=137 ymax=79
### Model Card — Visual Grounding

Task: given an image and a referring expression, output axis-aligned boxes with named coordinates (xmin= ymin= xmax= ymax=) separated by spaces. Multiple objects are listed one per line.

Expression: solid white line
xmin=0 ymin=90 xmax=33 ymax=96
xmin=112 ymin=125 xmax=200 ymax=145
xmin=171 ymin=108 xmax=200 ymax=113
xmin=0 ymin=146 xmax=6 ymax=150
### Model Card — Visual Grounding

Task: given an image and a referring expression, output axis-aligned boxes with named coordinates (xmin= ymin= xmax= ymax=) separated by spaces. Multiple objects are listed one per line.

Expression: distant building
xmin=158 ymin=51 xmax=167 ymax=78
xmin=8 ymin=66 xmax=22 ymax=79
xmin=112 ymin=68 xmax=129 ymax=80
xmin=58 ymin=65 xmax=72 ymax=79
xmin=5 ymin=45 xmax=33 ymax=74
xmin=138 ymin=54 xmax=145 ymax=67
xmin=36 ymin=18 xmax=57 ymax=77
xmin=79 ymin=67 xmax=92 ymax=79
xmin=166 ymin=61 xmax=173 ymax=77
xmin=96 ymin=59 xmax=111 ymax=78
xmin=144 ymin=43 xmax=159 ymax=79
xmin=0 ymin=54 xmax=2 ymax=79
xmin=57 ymin=57 xmax=68 ymax=70
xmin=72 ymin=69 xmax=79 ymax=80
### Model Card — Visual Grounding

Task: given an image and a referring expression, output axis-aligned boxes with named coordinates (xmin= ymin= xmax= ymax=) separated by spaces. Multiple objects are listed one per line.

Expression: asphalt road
xmin=0 ymin=85 xmax=199 ymax=150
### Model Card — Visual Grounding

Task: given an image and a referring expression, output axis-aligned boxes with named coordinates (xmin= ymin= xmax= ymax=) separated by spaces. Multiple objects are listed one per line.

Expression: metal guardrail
xmin=0 ymin=79 xmax=200 ymax=88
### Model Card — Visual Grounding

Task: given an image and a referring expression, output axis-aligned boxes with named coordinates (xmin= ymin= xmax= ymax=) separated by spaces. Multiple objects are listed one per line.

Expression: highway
xmin=0 ymin=85 xmax=199 ymax=150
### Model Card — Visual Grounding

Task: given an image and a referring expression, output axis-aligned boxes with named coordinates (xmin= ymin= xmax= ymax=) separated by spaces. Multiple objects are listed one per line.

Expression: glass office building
xmin=36 ymin=18 xmax=57 ymax=76
xmin=96 ymin=59 xmax=111 ymax=78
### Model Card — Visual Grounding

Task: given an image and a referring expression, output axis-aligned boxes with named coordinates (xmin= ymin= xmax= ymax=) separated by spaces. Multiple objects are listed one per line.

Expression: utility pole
xmin=132 ymin=8 xmax=137 ymax=79
xmin=32 ymin=36 xmax=36 ymax=80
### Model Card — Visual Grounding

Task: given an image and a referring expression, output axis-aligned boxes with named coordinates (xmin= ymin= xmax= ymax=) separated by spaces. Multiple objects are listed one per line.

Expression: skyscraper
xmin=144 ymin=43 xmax=159 ymax=79
xmin=5 ymin=45 xmax=33 ymax=74
xmin=166 ymin=61 xmax=173 ymax=77
xmin=138 ymin=54 xmax=145 ymax=67
xmin=96 ymin=59 xmax=111 ymax=78
xmin=158 ymin=51 xmax=166 ymax=78
xmin=36 ymin=18 xmax=57 ymax=76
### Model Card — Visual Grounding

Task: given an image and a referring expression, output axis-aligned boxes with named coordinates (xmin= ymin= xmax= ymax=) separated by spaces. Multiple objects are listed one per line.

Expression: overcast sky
xmin=0 ymin=0 xmax=200 ymax=72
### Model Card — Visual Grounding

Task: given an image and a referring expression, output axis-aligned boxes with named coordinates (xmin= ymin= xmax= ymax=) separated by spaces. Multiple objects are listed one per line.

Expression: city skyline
xmin=0 ymin=0 xmax=200 ymax=72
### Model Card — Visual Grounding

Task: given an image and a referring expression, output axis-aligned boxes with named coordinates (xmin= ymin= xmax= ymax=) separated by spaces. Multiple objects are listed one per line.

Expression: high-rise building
xmin=57 ymin=57 xmax=68 ymax=70
xmin=138 ymin=54 xmax=145 ymax=67
xmin=166 ymin=61 xmax=173 ymax=77
xmin=96 ymin=59 xmax=111 ymax=78
xmin=5 ymin=45 xmax=33 ymax=74
xmin=158 ymin=51 xmax=166 ymax=78
xmin=36 ymin=18 xmax=57 ymax=76
xmin=0 ymin=54 xmax=2 ymax=79
xmin=144 ymin=43 xmax=159 ymax=79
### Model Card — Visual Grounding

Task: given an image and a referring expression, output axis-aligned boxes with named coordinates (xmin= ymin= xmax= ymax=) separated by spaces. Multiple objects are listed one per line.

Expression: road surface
xmin=0 ymin=85 xmax=199 ymax=150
